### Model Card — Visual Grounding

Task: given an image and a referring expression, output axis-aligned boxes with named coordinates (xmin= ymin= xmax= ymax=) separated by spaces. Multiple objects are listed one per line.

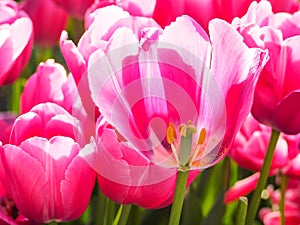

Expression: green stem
xmin=280 ymin=174 xmax=288 ymax=225
xmin=94 ymin=188 xmax=106 ymax=225
xmin=103 ymin=198 xmax=115 ymax=225
xmin=236 ymin=197 xmax=248 ymax=225
xmin=245 ymin=129 xmax=280 ymax=225
xmin=168 ymin=169 xmax=190 ymax=225
xmin=11 ymin=78 xmax=22 ymax=113
xmin=113 ymin=205 xmax=132 ymax=225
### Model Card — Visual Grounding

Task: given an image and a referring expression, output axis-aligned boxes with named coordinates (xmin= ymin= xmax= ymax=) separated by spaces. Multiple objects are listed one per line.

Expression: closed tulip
xmin=0 ymin=103 xmax=96 ymax=223
xmin=233 ymin=1 xmax=300 ymax=134
xmin=0 ymin=0 xmax=33 ymax=85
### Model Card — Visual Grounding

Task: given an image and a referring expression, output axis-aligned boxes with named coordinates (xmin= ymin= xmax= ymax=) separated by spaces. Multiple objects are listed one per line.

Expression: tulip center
xmin=166 ymin=121 xmax=207 ymax=170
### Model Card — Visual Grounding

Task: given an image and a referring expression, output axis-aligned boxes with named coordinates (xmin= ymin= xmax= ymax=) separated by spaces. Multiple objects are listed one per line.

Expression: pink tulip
xmin=10 ymin=103 xmax=85 ymax=147
xmin=60 ymin=6 xmax=159 ymax=127
xmin=53 ymin=0 xmax=94 ymax=19
xmin=228 ymin=115 xmax=289 ymax=173
xmin=21 ymin=0 xmax=68 ymax=47
xmin=0 ymin=103 xmax=96 ymax=223
xmin=226 ymin=122 xmax=300 ymax=203
xmin=1 ymin=137 xmax=95 ymax=223
xmin=86 ymin=9 xmax=267 ymax=170
xmin=184 ymin=0 xmax=300 ymax=32
xmin=82 ymin=117 xmax=199 ymax=208
xmin=20 ymin=59 xmax=95 ymax=142
xmin=0 ymin=0 xmax=33 ymax=85
xmin=20 ymin=59 xmax=76 ymax=114
xmin=233 ymin=1 xmax=300 ymax=134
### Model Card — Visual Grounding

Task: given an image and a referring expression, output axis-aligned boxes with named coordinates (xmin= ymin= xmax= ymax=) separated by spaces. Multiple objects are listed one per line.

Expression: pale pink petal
xmin=60 ymin=31 xmax=87 ymax=84
xmin=209 ymin=19 xmax=268 ymax=163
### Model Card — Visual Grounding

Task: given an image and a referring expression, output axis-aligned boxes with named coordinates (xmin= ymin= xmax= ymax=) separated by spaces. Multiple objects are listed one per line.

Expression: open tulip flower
xmin=0 ymin=103 xmax=96 ymax=223
xmin=0 ymin=0 xmax=33 ymax=86
xmin=233 ymin=1 xmax=300 ymax=134
xmin=86 ymin=10 xmax=268 ymax=172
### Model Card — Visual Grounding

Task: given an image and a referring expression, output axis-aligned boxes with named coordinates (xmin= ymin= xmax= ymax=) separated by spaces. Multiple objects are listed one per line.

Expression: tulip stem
xmin=245 ymin=129 xmax=280 ymax=225
xmin=168 ymin=169 xmax=189 ymax=225
xmin=236 ymin=197 xmax=248 ymax=225
xmin=103 ymin=198 xmax=116 ymax=225
xmin=280 ymin=173 xmax=288 ymax=225
xmin=113 ymin=204 xmax=132 ymax=225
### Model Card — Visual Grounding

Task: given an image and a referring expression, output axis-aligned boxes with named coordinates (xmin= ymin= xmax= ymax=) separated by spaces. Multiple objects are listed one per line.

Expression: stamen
xmin=198 ymin=128 xmax=207 ymax=145
xmin=167 ymin=123 xmax=177 ymax=144
xmin=190 ymin=128 xmax=207 ymax=167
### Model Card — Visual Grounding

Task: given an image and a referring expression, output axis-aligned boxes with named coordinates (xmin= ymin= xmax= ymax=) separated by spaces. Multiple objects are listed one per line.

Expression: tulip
xmin=228 ymin=115 xmax=289 ymax=173
xmin=20 ymin=60 xmax=95 ymax=142
xmin=21 ymin=0 xmax=68 ymax=47
xmin=82 ymin=117 xmax=199 ymax=208
xmin=20 ymin=59 xmax=76 ymax=114
xmin=60 ymin=6 xmax=159 ymax=127
xmin=233 ymin=1 xmax=300 ymax=134
xmin=1 ymin=137 xmax=95 ymax=223
xmin=86 ymin=10 xmax=268 ymax=171
xmin=53 ymin=0 xmax=94 ymax=19
xmin=0 ymin=0 xmax=33 ymax=85
xmin=0 ymin=103 xmax=96 ymax=223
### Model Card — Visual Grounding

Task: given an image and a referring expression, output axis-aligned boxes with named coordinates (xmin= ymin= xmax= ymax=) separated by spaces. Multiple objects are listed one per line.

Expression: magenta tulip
xmin=0 ymin=0 xmax=33 ymax=85
xmin=0 ymin=103 xmax=96 ymax=223
xmin=233 ymin=1 xmax=300 ymax=134
xmin=86 ymin=9 xmax=267 ymax=170
xmin=22 ymin=0 xmax=68 ymax=47
xmin=53 ymin=0 xmax=94 ymax=19
xmin=82 ymin=117 xmax=199 ymax=208
xmin=184 ymin=0 xmax=300 ymax=32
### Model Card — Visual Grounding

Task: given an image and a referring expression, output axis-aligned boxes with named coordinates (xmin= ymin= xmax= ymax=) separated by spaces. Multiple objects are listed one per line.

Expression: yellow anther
xmin=167 ymin=123 xmax=177 ymax=144
xmin=198 ymin=128 xmax=207 ymax=145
